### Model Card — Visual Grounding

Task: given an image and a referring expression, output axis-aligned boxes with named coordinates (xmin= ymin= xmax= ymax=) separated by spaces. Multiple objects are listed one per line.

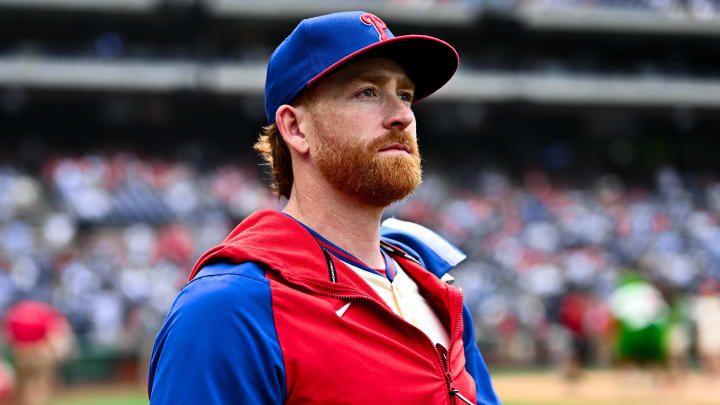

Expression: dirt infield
xmin=47 ymin=370 xmax=720 ymax=405
xmin=493 ymin=369 xmax=720 ymax=405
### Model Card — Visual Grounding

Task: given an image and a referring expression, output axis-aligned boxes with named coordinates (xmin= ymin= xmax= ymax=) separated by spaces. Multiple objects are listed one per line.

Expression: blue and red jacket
xmin=148 ymin=210 xmax=501 ymax=404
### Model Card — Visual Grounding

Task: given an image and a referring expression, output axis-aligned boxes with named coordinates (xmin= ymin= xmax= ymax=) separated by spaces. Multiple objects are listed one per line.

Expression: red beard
xmin=314 ymin=129 xmax=422 ymax=207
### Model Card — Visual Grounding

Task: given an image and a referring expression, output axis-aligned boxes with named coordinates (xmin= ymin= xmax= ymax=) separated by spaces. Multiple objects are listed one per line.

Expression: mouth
xmin=378 ymin=143 xmax=410 ymax=153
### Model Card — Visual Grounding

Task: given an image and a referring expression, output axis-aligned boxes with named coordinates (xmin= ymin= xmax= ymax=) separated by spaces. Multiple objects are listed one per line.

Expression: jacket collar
xmin=190 ymin=209 xmax=462 ymax=338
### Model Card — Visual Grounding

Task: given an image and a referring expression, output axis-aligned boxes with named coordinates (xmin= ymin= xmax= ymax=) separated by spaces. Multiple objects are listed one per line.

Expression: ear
xmin=276 ymin=105 xmax=309 ymax=155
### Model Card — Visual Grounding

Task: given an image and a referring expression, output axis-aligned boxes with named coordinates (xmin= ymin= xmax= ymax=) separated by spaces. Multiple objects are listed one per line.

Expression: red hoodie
xmin=188 ymin=210 xmax=477 ymax=404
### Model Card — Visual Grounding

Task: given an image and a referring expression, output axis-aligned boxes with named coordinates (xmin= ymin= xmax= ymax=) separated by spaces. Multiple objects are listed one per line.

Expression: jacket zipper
xmin=294 ymin=278 xmax=467 ymax=404
xmin=445 ymin=286 xmax=466 ymax=405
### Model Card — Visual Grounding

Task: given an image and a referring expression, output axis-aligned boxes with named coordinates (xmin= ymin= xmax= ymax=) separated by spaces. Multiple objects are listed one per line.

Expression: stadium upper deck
xmin=0 ymin=0 xmax=719 ymax=106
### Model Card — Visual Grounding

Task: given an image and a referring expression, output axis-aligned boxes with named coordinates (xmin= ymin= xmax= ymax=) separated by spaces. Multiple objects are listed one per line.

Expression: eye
xmin=357 ymin=87 xmax=377 ymax=98
xmin=398 ymin=91 xmax=414 ymax=103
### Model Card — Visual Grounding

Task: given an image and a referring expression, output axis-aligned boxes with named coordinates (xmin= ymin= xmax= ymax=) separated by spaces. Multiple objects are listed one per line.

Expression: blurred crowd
xmin=387 ymin=166 xmax=720 ymax=373
xmin=2 ymin=152 xmax=720 ymax=378
xmin=0 ymin=153 xmax=280 ymax=359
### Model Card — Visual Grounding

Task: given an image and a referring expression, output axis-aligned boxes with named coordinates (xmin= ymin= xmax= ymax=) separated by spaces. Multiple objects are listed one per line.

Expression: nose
xmin=382 ymin=96 xmax=414 ymax=131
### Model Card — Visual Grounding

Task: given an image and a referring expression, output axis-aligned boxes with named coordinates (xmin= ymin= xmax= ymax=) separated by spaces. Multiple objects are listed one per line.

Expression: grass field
xmin=52 ymin=385 xmax=147 ymax=405
xmin=49 ymin=370 xmax=720 ymax=405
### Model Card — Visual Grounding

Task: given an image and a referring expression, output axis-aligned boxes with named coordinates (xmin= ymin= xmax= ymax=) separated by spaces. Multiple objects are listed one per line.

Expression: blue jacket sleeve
xmin=148 ymin=262 xmax=286 ymax=404
xmin=462 ymin=304 xmax=502 ymax=405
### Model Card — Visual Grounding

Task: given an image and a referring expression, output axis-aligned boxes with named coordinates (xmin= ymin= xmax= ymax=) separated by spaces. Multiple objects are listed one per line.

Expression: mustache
xmin=370 ymin=129 xmax=417 ymax=153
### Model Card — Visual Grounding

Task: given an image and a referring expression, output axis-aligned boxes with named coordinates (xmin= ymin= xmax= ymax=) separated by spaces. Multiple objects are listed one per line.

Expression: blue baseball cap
xmin=264 ymin=11 xmax=459 ymax=124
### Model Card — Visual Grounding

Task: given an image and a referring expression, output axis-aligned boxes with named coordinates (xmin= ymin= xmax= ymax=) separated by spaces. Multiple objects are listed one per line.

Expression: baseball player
xmin=2 ymin=301 xmax=73 ymax=405
xmin=148 ymin=11 xmax=501 ymax=405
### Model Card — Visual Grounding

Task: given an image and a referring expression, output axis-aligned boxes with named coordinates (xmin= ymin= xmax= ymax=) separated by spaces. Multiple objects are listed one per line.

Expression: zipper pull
xmin=437 ymin=343 xmax=448 ymax=367
xmin=450 ymin=389 xmax=474 ymax=405
xmin=436 ymin=344 xmax=453 ymax=387
xmin=379 ymin=240 xmax=420 ymax=264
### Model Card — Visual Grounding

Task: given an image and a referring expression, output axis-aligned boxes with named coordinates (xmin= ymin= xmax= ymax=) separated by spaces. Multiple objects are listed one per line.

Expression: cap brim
xmin=307 ymin=35 xmax=458 ymax=103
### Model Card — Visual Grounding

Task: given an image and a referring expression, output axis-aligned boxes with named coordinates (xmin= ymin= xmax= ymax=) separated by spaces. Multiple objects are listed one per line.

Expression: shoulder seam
xmin=189 ymin=268 xmax=268 ymax=285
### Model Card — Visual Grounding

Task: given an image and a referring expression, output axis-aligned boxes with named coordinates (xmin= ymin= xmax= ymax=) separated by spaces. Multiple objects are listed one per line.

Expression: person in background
xmin=691 ymin=277 xmax=720 ymax=379
xmin=558 ymin=286 xmax=591 ymax=381
xmin=2 ymin=301 xmax=73 ymax=405
xmin=663 ymin=284 xmax=691 ymax=383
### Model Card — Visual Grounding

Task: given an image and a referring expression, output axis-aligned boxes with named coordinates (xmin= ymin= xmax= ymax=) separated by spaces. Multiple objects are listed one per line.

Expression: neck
xmin=283 ymin=178 xmax=386 ymax=269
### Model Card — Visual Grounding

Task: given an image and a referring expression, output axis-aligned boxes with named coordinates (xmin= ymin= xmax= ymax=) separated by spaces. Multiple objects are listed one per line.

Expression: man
xmin=692 ymin=277 xmax=720 ymax=378
xmin=148 ymin=11 xmax=501 ymax=405
xmin=2 ymin=300 xmax=73 ymax=405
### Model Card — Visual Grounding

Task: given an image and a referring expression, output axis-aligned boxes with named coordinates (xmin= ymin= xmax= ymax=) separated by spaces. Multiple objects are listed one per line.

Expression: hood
xmin=190 ymin=210 xmax=333 ymax=283
xmin=189 ymin=210 xmax=458 ymax=302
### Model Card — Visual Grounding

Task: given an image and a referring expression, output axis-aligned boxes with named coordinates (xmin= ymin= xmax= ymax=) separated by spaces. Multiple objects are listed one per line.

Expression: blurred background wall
xmin=1 ymin=0 xmax=720 ymax=400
